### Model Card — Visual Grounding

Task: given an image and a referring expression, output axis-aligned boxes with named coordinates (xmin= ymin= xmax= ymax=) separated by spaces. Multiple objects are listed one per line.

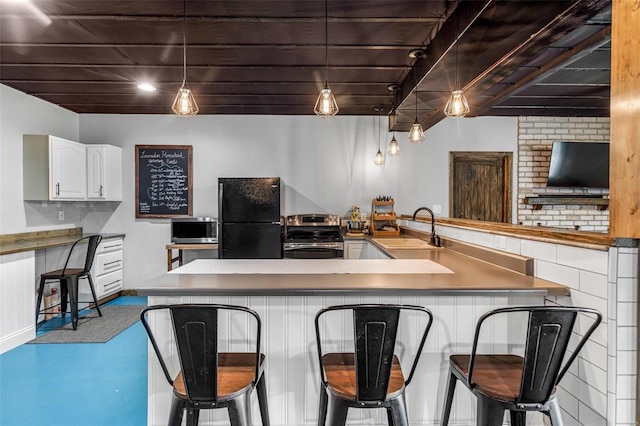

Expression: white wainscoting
xmin=0 ymin=251 xmax=36 ymax=354
xmin=146 ymin=294 xmax=545 ymax=426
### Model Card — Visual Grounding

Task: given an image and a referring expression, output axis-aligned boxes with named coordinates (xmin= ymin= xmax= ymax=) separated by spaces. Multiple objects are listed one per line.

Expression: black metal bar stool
xmin=315 ymin=304 xmax=433 ymax=426
xmin=140 ymin=304 xmax=270 ymax=426
xmin=441 ymin=305 xmax=602 ymax=426
xmin=35 ymin=234 xmax=103 ymax=330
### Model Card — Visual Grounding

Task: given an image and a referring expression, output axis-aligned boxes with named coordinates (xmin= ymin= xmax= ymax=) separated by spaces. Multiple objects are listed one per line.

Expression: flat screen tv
xmin=547 ymin=141 xmax=609 ymax=189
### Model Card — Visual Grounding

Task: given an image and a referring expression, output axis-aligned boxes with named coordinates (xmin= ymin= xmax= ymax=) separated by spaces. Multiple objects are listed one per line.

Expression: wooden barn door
xmin=450 ymin=152 xmax=512 ymax=223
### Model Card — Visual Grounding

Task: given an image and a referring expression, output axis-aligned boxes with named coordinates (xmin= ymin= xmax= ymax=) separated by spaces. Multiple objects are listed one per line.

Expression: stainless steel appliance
xmin=218 ymin=177 xmax=283 ymax=259
xmin=283 ymin=214 xmax=344 ymax=259
xmin=171 ymin=217 xmax=218 ymax=243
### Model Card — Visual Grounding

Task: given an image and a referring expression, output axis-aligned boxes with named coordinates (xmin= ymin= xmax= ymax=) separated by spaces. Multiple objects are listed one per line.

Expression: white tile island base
xmin=146 ymin=294 xmax=546 ymax=426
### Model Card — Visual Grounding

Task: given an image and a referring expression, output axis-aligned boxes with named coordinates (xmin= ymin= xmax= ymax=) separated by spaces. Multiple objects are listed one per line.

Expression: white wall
xmin=79 ymin=114 xmax=517 ymax=286
xmin=0 ymin=85 xmax=79 ymax=233
xmin=392 ymin=116 xmax=518 ymax=216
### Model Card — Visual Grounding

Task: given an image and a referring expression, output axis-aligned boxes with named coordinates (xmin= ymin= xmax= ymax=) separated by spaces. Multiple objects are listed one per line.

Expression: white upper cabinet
xmin=23 ymin=135 xmax=87 ymax=201
xmin=87 ymin=144 xmax=122 ymax=201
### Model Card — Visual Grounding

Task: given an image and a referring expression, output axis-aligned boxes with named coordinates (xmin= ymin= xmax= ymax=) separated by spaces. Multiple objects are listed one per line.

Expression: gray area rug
xmin=29 ymin=305 xmax=144 ymax=344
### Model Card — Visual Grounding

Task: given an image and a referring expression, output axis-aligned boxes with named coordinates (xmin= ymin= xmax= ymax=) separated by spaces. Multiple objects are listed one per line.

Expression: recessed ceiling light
xmin=137 ymin=83 xmax=157 ymax=92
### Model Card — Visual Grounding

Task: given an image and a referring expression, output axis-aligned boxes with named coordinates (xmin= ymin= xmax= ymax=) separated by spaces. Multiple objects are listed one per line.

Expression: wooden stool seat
xmin=450 ymin=354 xmax=524 ymax=401
xmin=173 ymin=353 xmax=266 ymax=400
xmin=41 ymin=268 xmax=84 ymax=278
xmin=323 ymin=353 xmax=405 ymax=400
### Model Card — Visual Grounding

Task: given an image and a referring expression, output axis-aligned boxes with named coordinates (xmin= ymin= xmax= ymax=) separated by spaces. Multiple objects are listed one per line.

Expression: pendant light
xmin=407 ymin=59 xmax=425 ymax=143
xmin=314 ymin=0 xmax=338 ymax=117
xmin=374 ymin=107 xmax=384 ymax=166
xmin=387 ymin=132 xmax=400 ymax=156
xmin=172 ymin=0 xmax=198 ymax=117
xmin=444 ymin=2 xmax=470 ymax=118
xmin=407 ymin=89 xmax=425 ymax=144
xmin=386 ymin=84 xmax=400 ymax=156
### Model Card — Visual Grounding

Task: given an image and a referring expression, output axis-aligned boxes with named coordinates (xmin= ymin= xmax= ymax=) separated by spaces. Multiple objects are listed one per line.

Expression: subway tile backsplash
xmin=557 ymin=245 xmax=609 ymax=275
xmin=521 ymin=239 xmax=558 ymax=262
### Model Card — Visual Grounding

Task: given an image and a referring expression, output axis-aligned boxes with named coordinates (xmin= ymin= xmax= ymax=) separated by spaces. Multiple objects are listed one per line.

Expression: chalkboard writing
xmin=135 ymin=145 xmax=192 ymax=218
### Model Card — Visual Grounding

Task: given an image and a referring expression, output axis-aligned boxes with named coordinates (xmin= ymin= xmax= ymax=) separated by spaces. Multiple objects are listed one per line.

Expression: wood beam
xmin=609 ymin=0 xmax=640 ymax=238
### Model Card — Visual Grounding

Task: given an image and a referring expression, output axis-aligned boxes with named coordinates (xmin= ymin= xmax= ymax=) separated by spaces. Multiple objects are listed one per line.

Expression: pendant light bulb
xmin=173 ymin=0 xmax=198 ymax=117
xmin=408 ymin=119 xmax=425 ymax=144
xmin=374 ymin=149 xmax=385 ymax=165
xmin=444 ymin=90 xmax=470 ymax=118
xmin=314 ymin=83 xmax=339 ymax=117
xmin=387 ymin=134 xmax=400 ymax=156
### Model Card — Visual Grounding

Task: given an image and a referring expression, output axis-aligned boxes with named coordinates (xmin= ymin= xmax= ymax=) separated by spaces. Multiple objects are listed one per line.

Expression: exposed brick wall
xmin=517 ymin=116 xmax=610 ymax=232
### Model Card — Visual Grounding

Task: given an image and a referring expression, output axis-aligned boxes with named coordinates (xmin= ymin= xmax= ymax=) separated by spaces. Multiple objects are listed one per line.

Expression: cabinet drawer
xmin=96 ymin=250 xmax=123 ymax=275
xmin=96 ymin=270 xmax=123 ymax=298
xmin=98 ymin=238 xmax=123 ymax=253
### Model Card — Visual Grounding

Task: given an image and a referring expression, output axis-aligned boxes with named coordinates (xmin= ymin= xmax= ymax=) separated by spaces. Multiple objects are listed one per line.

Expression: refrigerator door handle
xmin=218 ymin=182 xmax=224 ymax=254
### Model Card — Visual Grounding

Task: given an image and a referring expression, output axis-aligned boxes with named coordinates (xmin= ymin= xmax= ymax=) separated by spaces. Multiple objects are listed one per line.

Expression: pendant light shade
xmin=172 ymin=87 xmax=198 ymax=117
xmin=374 ymin=149 xmax=385 ymax=165
xmin=315 ymin=0 xmax=338 ymax=117
xmin=173 ymin=0 xmax=198 ymax=117
xmin=314 ymin=83 xmax=339 ymax=117
xmin=408 ymin=119 xmax=425 ymax=144
xmin=444 ymin=89 xmax=470 ymax=118
xmin=387 ymin=134 xmax=400 ymax=156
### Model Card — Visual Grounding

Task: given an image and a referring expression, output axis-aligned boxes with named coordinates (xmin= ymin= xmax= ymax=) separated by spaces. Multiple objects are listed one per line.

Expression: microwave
xmin=171 ymin=217 xmax=218 ymax=243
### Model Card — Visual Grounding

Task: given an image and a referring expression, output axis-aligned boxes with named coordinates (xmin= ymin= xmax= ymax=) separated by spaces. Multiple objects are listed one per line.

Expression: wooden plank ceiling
xmin=0 ymin=0 xmax=611 ymax=131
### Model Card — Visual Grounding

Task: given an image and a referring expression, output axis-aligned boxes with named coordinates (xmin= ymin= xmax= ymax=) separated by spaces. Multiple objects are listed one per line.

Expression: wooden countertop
xmin=0 ymin=228 xmax=125 ymax=255
xmin=138 ymin=236 xmax=568 ymax=298
xmin=402 ymin=215 xmax=614 ymax=249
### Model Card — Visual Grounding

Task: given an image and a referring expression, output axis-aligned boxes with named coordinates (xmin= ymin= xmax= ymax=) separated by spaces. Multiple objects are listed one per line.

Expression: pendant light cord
xmin=455 ymin=0 xmax=459 ymax=90
xmin=324 ymin=0 xmax=329 ymax=84
xmin=182 ymin=0 xmax=187 ymax=86
xmin=414 ymin=67 xmax=418 ymax=120
xmin=378 ymin=114 xmax=381 ymax=150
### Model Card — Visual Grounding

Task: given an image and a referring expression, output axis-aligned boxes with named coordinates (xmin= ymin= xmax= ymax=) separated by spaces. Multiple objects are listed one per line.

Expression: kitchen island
xmin=139 ymin=237 xmax=567 ymax=426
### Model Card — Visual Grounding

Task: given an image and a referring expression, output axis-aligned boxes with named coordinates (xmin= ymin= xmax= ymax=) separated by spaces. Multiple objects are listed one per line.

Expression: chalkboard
xmin=135 ymin=145 xmax=193 ymax=218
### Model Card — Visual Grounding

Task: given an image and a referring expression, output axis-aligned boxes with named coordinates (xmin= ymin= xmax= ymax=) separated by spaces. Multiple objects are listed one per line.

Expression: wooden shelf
xmin=371 ymin=198 xmax=400 ymax=236
xmin=523 ymin=196 xmax=609 ymax=211
xmin=372 ymin=212 xmax=397 ymax=220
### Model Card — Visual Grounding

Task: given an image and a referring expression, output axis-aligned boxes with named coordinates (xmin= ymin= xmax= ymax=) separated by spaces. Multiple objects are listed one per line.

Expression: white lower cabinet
xmin=80 ymin=236 xmax=124 ymax=302
xmin=344 ymin=240 xmax=390 ymax=259
xmin=345 ymin=241 xmax=367 ymax=259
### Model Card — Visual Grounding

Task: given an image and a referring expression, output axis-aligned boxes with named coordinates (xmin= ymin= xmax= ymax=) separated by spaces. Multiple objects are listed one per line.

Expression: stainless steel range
xmin=283 ymin=214 xmax=344 ymax=259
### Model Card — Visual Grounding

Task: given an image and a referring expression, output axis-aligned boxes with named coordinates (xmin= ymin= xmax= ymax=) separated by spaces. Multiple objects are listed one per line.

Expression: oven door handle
xmin=283 ymin=242 xmax=344 ymax=250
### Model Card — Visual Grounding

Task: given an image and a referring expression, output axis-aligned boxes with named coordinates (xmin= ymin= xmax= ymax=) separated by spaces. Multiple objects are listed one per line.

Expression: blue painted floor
xmin=0 ymin=296 xmax=148 ymax=426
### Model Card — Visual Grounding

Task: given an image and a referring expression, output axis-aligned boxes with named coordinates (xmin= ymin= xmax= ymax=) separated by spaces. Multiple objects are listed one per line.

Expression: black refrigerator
xmin=218 ymin=177 xmax=283 ymax=259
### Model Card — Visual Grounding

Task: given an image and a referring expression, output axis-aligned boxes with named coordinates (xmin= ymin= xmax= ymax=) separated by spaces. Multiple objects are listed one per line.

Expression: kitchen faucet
xmin=411 ymin=207 xmax=441 ymax=247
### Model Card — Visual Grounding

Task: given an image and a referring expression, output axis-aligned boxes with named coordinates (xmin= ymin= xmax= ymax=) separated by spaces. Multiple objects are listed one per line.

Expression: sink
xmin=371 ymin=237 xmax=442 ymax=250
